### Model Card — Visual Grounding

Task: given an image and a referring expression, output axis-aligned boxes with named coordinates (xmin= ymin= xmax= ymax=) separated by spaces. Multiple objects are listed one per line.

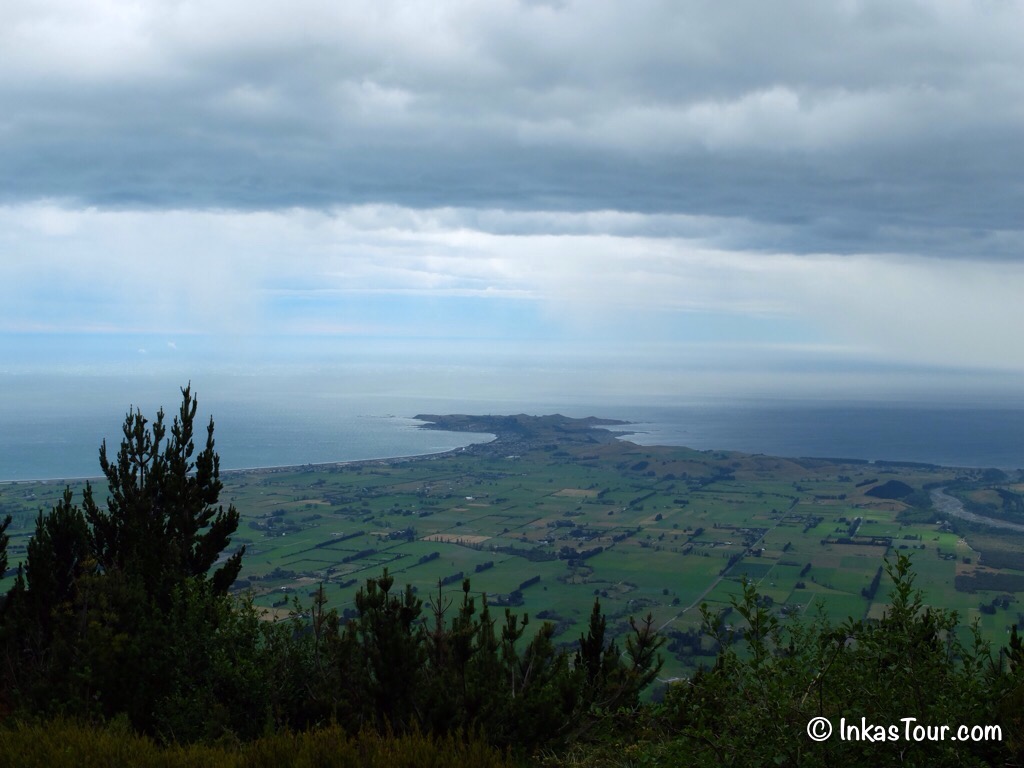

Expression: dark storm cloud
xmin=3 ymin=0 xmax=1024 ymax=258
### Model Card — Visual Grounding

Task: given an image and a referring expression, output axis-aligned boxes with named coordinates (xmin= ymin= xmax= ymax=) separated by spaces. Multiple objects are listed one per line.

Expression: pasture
xmin=3 ymin=416 xmax=1024 ymax=683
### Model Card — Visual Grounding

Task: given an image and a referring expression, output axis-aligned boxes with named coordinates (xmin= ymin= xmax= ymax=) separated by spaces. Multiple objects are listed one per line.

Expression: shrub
xmin=0 ymin=719 xmax=513 ymax=768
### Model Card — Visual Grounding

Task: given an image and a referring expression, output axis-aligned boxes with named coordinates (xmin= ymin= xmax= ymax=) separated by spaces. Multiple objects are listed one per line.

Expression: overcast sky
xmin=2 ymin=0 xmax=1023 ymax=402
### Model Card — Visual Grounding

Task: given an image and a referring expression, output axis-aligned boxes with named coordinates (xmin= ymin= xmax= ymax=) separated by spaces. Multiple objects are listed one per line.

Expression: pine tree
xmin=1 ymin=488 xmax=94 ymax=713
xmin=346 ymin=568 xmax=425 ymax=730
xmin=23 ymin=488 xmax=92 ymax=635
xmin=1 ymin=386 xmax=249 ymax=728
xmin=0 ymin=514 xmax=10 ymax=578
xmin=82 ymin=383 xmax=244 ymax=601
xmin=576 ymin=597 xmax=614 ymax=687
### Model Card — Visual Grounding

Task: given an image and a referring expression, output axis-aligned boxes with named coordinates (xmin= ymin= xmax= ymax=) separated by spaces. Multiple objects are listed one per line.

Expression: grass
xmin=3 ymin=433 xmax=1024 ymax=683
xmin=0 ymin=719 xmax=514 ymax=768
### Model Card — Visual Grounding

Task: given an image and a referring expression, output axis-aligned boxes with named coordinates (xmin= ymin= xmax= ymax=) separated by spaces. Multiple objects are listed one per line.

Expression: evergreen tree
xmin=1 ymin=488 xmax=95 ymax=714
xmin=22 ymin=488 xmax=92 ymax=637
xmin=345 ymin=568 xmax=426 ymax=730
xmin=0 ymin=386 xmax=250 ymax=732
xmin=657 ymin=554 xmax=1004 ymax=767
xmin=82 ymin=383 xmax=244 ymax=601
xmin=577 ymin=597 xmax=612 ymax=687
xmin=0 ymin=514 xmax=10 ymax=578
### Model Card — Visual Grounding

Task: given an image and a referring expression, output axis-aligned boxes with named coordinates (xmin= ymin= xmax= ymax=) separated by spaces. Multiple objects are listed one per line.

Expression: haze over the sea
xmin=2 ymin=372 xmax=1023 ymax=483
xmin=2 ymin=1 xmax=1023 ymax=470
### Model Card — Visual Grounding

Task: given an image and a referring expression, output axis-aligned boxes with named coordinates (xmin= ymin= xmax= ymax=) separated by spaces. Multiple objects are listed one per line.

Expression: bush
xmin=0 ymin=719 xmax=513 ymax=768
xmin=651 ymin=553 xmax=1008 ymax=767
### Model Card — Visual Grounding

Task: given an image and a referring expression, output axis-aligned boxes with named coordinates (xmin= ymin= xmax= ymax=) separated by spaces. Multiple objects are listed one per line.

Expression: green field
xmin=4 ymin=414 xmax=1024 ymax=682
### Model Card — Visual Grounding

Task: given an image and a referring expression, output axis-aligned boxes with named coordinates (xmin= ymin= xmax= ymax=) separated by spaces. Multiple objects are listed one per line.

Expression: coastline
xmin=0 ymin=427 xmax=499 ymax=486
xmin=5 ymin=401 xmax=1024 ymax=484
xmin=218 ymin=413 xmax=630 ymax=479
xmin=1 ymin=408 xmax=1012 ymax=485
xmin=3 ymin=416 xmax=1022 ymax=551
xmin=221 ymin=435 xmax=498 ymax=478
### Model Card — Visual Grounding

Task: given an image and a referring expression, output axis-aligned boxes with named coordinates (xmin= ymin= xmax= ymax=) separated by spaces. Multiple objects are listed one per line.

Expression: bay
xmin=1 ymin=373 xmax=1023 ymax=482
xmin=612 ymin=402 xmax=1024 ymax=470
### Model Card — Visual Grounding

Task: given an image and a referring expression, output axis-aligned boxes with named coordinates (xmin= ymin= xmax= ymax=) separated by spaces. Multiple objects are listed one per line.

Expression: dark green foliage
xmin=23 ymin=488 xmax=92 ymax=629
xmin=648 ymin=554 xmax=1013 ymax=767
xmin=997 ymin=488 xmax=1024 ymax=514
xmin=0 ymin=388 xmax=672 ymax=755
xmin=272 ymin=572 xmax=662 ymax=754
xmin=864 ymin=479 xmax=914 ymax=499
xmin=0 ymin=719 xmax=514 ymax=768
xmin=860 ymin=564 xmax=883 ymax=599
xmin=955 ymin=570 xmax=1024 ymax=593
xmin=0 ymin=514 xmax=10 ymax=577
xmin=83 ymin=383 xmax=244 ymax=600
xmin=0 ymin=387 xmax=248 ymax=736
xmin=576 ymin=598 xmax=614 ymax=688
xmin=574 ymin=599 xmax=664 ymax=721
xmin=346 ymin=569 xmax=427 ymax=729
xmin=1 ymin=489 xmax=94 ymax=714
xmin=149 ymin=583 xmax=283 ymax=742
xmin=999 ymin=624 xmax=1024 ymax=757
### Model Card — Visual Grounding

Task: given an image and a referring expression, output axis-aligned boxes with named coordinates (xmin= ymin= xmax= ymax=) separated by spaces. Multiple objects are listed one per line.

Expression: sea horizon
xmin=2 ymin=372 xmax=1023 ymax=483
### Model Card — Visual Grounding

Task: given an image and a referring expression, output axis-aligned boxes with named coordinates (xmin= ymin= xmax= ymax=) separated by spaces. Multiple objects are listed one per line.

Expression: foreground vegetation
xmin=4 ymin=387 xmax=1024 ymax=765
xmin=0 ymin=720 xmax=512 ymax=768
xmin=4 ymin=554 xmax=1024 ymax=766
xmin=0 ymin=388 xmax=660 ymax=760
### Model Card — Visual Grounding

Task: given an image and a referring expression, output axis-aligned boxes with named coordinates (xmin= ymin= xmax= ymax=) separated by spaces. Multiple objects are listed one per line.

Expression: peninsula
xmin=414 ymin=412 xmax=631 ymax=454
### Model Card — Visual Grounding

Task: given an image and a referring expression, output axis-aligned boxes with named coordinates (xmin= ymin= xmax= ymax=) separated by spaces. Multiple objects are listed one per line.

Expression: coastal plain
xmin=3 ymin=413 xmax=1024 ymax=683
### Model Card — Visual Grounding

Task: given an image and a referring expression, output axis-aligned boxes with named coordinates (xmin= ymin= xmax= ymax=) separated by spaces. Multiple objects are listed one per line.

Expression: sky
xmin=3 ymin=0 xmax=1024 ymax=404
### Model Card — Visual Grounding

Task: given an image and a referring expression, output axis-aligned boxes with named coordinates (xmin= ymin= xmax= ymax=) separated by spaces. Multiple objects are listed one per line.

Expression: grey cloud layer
xmin=4 ymin=0 xmax=1024 ymax=258
xmin=5 ymin=203 xmax=1024 ymax=373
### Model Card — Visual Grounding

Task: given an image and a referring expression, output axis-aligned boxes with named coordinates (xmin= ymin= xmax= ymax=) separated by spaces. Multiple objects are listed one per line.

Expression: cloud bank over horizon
xmin=3 ymin=1 xmax=1023 ymax=400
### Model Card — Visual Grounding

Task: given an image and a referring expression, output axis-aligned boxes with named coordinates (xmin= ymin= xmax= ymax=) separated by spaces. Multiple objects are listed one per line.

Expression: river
xmin=929 ymin=488 xmax=1024 ymax=533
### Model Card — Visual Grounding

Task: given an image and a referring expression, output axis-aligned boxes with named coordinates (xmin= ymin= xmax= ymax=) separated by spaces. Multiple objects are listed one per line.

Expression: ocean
xmin=1 ymin=373 xmax=1023 ymax=482
xmin=612 ymin=402 xmax=1024 ymax=470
